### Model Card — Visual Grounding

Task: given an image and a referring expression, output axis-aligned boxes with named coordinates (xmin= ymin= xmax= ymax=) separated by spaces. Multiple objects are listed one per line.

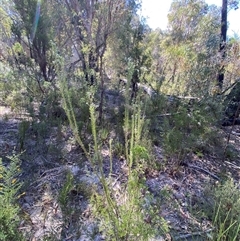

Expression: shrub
xmin=58 ymin=171 xmax=74 ymax=211
xmin=0 ymin=155 xmax=24 ymax=241
xmin=162 ymin=97 xmax=223 ymax=162
xmin=211 ymin=179 xmax=240 ymax=241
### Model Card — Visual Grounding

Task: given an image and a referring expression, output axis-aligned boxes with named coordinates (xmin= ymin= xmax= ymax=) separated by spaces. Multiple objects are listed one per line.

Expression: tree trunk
xmin=217 ymin=0 xmax=228 ymax=90
xmin=131 ymin=68 xmax=139 ymax=100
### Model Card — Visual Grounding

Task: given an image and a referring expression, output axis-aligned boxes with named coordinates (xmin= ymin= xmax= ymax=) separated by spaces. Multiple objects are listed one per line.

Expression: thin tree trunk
xmin=218 ymin=0 xmax=228 ymax=90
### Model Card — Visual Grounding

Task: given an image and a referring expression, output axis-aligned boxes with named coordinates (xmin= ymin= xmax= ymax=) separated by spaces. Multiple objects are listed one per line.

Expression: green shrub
xmin=60 ymin=65 xmax=168 ymax=240
xmin=58 ymin=171 xmax=74 ymax=210
xmin=162 ymin=98 xmax=222 ymax=162
xmin=211 ymin=179 xmax=240 ymax=241
xmin=31 ymin=121 xmax=49 ymax=141
xmin=18 ymin=120 xmax=30 ymax=151
xmin=91 ymin=172 xmax=163 ymax=241
xmin=89 ymin=90 xmax=167 ymax=240
xmin=0 ymin=155 xmax=24 ymax=241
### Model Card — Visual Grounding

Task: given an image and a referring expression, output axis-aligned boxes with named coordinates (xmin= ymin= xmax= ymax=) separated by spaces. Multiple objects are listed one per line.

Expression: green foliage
xmin=60 ymin=79 xmax=90 ymax=160
xmin=0 ymin=67 xmax=37 ymax=116
xmin=113 ymin=141 xmax=125 ymax=157
xmin=60 ymin=62 xmax=167 ymax=239
xmin=58 ymin=171 xmax=74 ymax=210
xmin=157 ymin=0 xmax=220 ymax=96
xmin=210 ymin=179 xmax=240 ymax=241
xmin=0 ymin=155 xmax=23 ymax=241
xmin=75 ymin=181 xmax=96 ymax=200
xmin=38 ymin=92 xmax=67 ymax=126
xmin=162 ymin=98 xmax=222 ymax=162
xmin=224 ymin=145 xmax=239 ymax=161
xmin=0 ymin=3 xmax=12 ymax=38
xmin=12 ymin=42 xmax=24 ymax=55
xmin=31 ymin=121 xmax=49 ymax=141
xmin=91 ymin=173 xmax=162 ymax=241
xmin=18 ymin=120 xmax=30 ymax=151
xmin=5 ymin=90 xmax=24 ymax=112
xmin=1 ymin=0 xmax=239 ymax=239
xmin=90 ymin=71 xmax=167 ymax=239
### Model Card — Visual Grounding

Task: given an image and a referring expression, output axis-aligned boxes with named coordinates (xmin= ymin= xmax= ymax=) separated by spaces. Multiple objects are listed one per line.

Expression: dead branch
xmin=182 ymin=162 xmax=220 ymax=181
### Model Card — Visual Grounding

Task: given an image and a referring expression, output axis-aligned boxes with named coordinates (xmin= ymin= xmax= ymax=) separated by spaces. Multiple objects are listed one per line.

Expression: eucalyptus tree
xmin=0 ymin=1 xmax=13 ymax=100
xmin=105 ymin=11 xmax=151 ymax=98
xmin=61 ymin=0 xmax=142 ymax=85
xmin=218 ymin=0 xmax=228 ymax=90
xmin=218 ymin=0 xmax=239 ymax=90
xmin=0 ymin=0 xmax=72 ymax=120
xmin=0 ymin=1 xmax=13 ymax=59
xmin=58 ymin=0 xmax=143 ymax=122
xmin=160 ymin=0 xmax=221 ymax=96
xmin=140 ymin=29 xmax=176 ymax=92
xmin=12 ymin=0 xmax=66 ymax=84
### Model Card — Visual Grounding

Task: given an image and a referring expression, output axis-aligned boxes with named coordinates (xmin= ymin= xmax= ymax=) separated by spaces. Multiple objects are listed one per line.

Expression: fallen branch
xmin=224 ymin=161 xmax=240 ymax=170
xmin=181 ymin=162 xmax=220 ymax=181
xmin=231 ymin=131 xmax=240 ymax=137
xmin=154 ymin=112 xmax=181 ymax=117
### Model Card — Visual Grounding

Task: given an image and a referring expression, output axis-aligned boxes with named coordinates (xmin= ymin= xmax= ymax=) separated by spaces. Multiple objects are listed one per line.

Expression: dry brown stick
xmin=224 ymin=161 xmax=240 ymax=170
xmin=183 ymin=163 xmax=220 ymax=181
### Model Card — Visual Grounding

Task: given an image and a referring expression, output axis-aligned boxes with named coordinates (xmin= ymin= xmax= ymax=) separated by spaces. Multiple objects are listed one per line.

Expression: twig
xmin=231 ymin=131 xmax=240 ymax=137
xmin=147 ymin=112 xmax=182 ymax=118
xmin=176 ymin=96 xmax=200 ymax=101
xmin=182 ymin=163 xmax=220 ymax=181
xmin=31 ymin=166 xmax=67 ymax=188
xmin=224 ymin=161 xmax=240 ymax=170
xmin=155 ymin=112 xmax=181 ymax=117
xmin=221 ymin=80 xmax=239 ymax=95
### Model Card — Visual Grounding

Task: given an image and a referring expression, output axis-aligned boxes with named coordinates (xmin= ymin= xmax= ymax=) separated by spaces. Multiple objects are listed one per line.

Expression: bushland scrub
xmin=59 ymin=64 xmax=169 ymax=240
xmin=0 ymin=0 xmax=240 ymax=239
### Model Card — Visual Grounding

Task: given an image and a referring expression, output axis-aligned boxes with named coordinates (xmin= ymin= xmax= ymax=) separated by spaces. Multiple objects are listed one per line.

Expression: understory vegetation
xmin=0 ymin=0 xmax=240 ymax=240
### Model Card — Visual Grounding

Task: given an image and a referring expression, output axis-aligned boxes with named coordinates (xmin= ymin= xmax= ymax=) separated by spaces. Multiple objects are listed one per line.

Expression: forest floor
xmin=0 ymin=103 xmax=240 ymax=241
